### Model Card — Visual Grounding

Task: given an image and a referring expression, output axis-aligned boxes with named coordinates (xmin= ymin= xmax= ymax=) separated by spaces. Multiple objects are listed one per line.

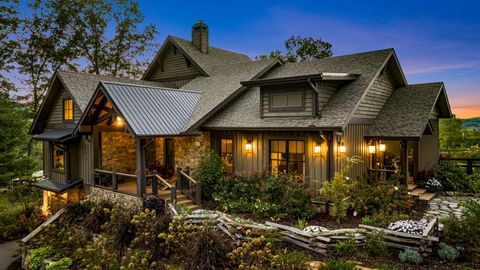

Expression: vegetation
xmin=320 ymin=259 xmax=357 ymax=270
xmin=398 ymin=248 xmax=423 ymax=265
xmin=46 ymin=257 xmax=72 ymax=270
xmin=364 ymin=232 xmax=388 ymax=257
xmin=256 ymin=36 xmax=333 ymax=62
xmin=333 ymin=234 xmax=358 ymax=256
xmin=195 ymin=151 xmax=223 ymax=200
xmin=440 ymin=118 xmax=480 ymax=158
xmin=320 ymin=156 xmax=362 ymax=222
xmin=437 ymin=243 xmax=460 ymax=262
xmin=361 ymin=212 xmax=409 ymax=228
xmin=25 ymin=246 xmax=56 ymax=270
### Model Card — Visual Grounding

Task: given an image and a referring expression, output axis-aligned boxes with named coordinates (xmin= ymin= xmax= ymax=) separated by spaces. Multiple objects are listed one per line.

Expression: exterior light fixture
xmin=368 ymin=142 xmax=376 ymax=154
xmin=339 ymin=142 xmax=346 ymax=153
xmin=115 ymin=116 xmax=124 ymax=126
xmin=314 ymin=145 xmax=321 ymax=155
xmin=379 ymin=141 xmax=386 ymax=152
xmin=245 ymin=141 xmax=252 ymax=153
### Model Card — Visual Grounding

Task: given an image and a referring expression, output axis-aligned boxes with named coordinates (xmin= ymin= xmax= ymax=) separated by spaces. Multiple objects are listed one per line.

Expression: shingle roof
xmin=366 ymin=83 xmax=448 ymax=138
xmin=204 ymin=49 xmax=394 ymax=129
xmin=181 ymin=59 xmax=279 ymax=131
xmin=58 ymin=71 xmax=166 ymax=112
xmin=100 ymin=82 xmax=201 ymax=136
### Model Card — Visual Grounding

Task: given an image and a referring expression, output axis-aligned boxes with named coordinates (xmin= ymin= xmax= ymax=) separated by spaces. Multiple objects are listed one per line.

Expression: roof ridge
xmin=404 ymin=82 xmax=444 ymax=86
xmin=169 ymin=35 xmax=250 ymax=57
xmin=58 ymin=70 xmax=143 ymax=81
xmin=100 ymin=80 xmax=202 ymax=94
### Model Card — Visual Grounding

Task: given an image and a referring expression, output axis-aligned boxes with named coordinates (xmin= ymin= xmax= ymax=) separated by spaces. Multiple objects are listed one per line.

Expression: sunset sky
xmin=135 ymin=0 xmax=480 ymax=119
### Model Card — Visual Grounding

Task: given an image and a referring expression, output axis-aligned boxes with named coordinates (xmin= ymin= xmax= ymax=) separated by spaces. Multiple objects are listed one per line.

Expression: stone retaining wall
xmin=89 ymin=186 xmax=143 ymax=210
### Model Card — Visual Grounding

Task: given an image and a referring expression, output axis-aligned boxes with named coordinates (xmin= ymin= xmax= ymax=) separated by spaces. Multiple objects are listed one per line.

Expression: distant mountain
xmin=462 ymin=117 xmax=480 ymax=130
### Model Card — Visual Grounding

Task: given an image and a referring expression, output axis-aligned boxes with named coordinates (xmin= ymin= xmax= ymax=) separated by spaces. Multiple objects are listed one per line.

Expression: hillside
xmin=462 ymin=117 xmax=480 ymax=130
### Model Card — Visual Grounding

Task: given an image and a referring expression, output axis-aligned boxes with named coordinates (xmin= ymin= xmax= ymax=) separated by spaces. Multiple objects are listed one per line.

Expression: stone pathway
xmin=0 ymin=240 xmax=20 ymax=270
xmin=423 ymin=196 xmax=466 ymax=220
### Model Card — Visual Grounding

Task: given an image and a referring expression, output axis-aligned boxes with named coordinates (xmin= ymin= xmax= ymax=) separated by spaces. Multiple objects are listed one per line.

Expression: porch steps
xmin=409 ymin=188 xmax=427 ymax=196
xmin=407 ymin=184 xmax=418 ymax=191
xmin=407 ymin=186 xmax=437 ymax=202
xmin=419 ymin=192 xmax=437 ymax=201
xmin=157 ymin=190 xmax=200 ymax=211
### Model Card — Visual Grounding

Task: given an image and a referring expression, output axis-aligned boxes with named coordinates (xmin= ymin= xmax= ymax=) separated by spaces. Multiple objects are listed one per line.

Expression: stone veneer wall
xmin=89 ymin=186 xmax=143 ymax=210
xmin=101 ymin=132 xmax=136 ymax=173
xmin=173 ymin=132 xmax=210 ymax=174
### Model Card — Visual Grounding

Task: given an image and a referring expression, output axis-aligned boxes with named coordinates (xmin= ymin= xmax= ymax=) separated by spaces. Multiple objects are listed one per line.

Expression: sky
xmin=134 ymin=0 xmax=480 ymax=119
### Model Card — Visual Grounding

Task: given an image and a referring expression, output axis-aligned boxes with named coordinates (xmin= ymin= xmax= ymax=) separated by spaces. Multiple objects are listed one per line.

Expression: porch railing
xmin=176 ymin=167 xmax=201 ymax=205
xmin=440 ymin=158 xmax=480 ymax=175
xmin=150 ymin=172 xmax=177 ymax=206
xmin=94 ymin=169 xmax=137 ymax=194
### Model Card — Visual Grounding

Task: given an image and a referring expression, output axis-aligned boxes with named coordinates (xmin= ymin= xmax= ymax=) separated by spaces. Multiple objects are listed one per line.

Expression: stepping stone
xmin=410 ymin=188 xmax=427 ymax=196
xmin=408 ymin=184 xmax=418 ymax=191
xmin=419 ymin=192 xmax=436 ymax=201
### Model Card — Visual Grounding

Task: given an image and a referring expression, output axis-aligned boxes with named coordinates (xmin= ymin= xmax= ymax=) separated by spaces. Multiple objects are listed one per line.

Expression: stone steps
xmin=157 ymin=190 xmax=200 ymax=211
xmin=409 ymin=188 xmax=427 ymax=196
xmin=419 ymin=192 xmax=437 ymax=201
xmin=407 ymin=184 xmax=417 ymax=191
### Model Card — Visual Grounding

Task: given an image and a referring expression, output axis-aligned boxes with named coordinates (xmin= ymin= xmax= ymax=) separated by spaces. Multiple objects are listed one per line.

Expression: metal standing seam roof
xmin=100 ymin=81 xmax=202 ymax=136
xmin=32 ymin=129 xmax=75 ymax=141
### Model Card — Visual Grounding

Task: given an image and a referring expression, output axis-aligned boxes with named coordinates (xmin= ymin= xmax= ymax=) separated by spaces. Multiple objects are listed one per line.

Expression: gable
xmin=45 ymin=86 xmax=82 ymax=129
xmin=146 ymin=42 xmax=202 ymax=84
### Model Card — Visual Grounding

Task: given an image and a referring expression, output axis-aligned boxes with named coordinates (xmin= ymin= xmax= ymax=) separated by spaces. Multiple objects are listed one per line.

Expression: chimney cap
xmin=192 ymin=20 xmax=208 ymax=29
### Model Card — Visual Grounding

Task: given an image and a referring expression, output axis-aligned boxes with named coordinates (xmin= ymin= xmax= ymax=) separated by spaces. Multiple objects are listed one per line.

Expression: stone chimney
xmin=192 ymin=20 xmax=208 ymax=53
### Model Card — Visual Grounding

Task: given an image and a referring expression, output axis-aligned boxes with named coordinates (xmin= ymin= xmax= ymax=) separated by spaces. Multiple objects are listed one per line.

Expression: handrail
xmin=180 ymin=171 xmax=196 ymax=184
xmin=94 ymin=169 xmax=136 ymax=178
xmin=154 ymin=174 xmax=172 ymax=188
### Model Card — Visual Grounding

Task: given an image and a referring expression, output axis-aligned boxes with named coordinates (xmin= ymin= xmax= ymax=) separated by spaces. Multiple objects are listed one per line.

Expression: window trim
xmin=62 ymin=98 xmax=74 ymax=122
xmin=268 ymin=91 xmax=305 ymax=112
xmin=269 ymin=139 xmax=306 ymax=176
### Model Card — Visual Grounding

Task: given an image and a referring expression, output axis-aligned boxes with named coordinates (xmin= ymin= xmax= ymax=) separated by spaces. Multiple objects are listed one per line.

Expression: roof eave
xmin=240 ymin=73 xmax=359 ymax=86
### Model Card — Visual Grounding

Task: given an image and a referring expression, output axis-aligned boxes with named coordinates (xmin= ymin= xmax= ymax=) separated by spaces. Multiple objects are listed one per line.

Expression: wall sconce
xmin=245 ymin=141 xmax=252 ymax=153
xmin=115 ymin=116 xmax=124 ymax=126
xmin=339 ymin=142 xmax=346 ymax=153
xmin=368 ymin=141 xmax=376 ymax=154
xmin=314 ymin=144 xmax=321 ymax=155
xmin=379 ymin=141 xmax=386 ymax=152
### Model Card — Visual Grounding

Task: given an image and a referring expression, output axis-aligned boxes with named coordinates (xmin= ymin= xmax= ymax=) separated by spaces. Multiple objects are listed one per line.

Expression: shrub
xmin=320 ymin=156 xmax=362 ymax=222
xmin=364 ymin=232 xmax=388 ymax=257
xmin=398 ymin=248 xmax=422 ymax=265
xmin=361 ymin=212 xmax=409 ymax=228
xmin=25 ymin=246 xmax=56 ymax=270
xmin=227 ymin=235 xmax=277 ymax=269
xmin=468 ymin=170 xmax=480 ymax=193
xmin=320 ymin=259 xmax=356 ymax=270
xmin=333 ymin=234 xmax=358 ymax=256
xmin=47 ymin=257 xmax=72 ymax=270
xmin=434 ymin=161 xmax=469 ymax=191
xmin=275 ymin=251 xmax=310 ymax=269
xmin=102 ymin=206 xmax=136 ymax=257
xmin=195 ymin=151 xmax=223 ymax=200
xmin=437 ymin=242 xmax=459 ymax=262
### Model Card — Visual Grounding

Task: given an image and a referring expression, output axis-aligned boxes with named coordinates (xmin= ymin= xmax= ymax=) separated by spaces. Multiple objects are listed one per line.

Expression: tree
xmin=75 ymin=0 xmax=157 ymax=78
xmin=0 ymin=93 xmax=36 ymax=185
xmin=0 ymin=0 xmax=20 ymax=95
xmin=440 ymin=118 xmax=464 ymax=151
xmin=257 ymin=36 xmax=332 ymax=62
xmin=15 ymin=0 xmax=83 ymax=111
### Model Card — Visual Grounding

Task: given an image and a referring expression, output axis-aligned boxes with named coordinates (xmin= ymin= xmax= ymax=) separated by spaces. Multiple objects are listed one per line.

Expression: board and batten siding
xmin=261 ymin=83 xmax=314 ymax=117
xmin=335 ymin=124 xmax=370 ymax=180
xmin=211 ymin=130 xmax=329 ymax=191
xmin=43 ymin=142 xmax=51 ymax=178
xmin=148 ymin=44 xmax=202 ymax=81
xmin=353 ymin=66 xmax=396 ymax=119
xmin=78 ymin=135 xmax=94 ymax=185
xmin=45 ymin=87 xmax=81 ymax=129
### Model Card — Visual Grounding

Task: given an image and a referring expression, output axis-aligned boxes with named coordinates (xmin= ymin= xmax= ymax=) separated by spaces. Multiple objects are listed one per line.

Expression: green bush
xmin=195 ymin=151 xmax=223 ymax=200
xmin=437 ymin=242 xmax=459 ymax=262
xmin=364 ymin=232 xmax=388 ymax=257
xmin=351 ymin=182 xmax=413 ymax=216
xmin=468 ymin=170 xmax=480 ymax=193
xmin=274 ymin=251 xmax=310 ymax=269
xmin=47 ymin=257 xmax=72 ymax=270
xmin=398 ymin=248 xmax=422 ymax=265
xmin=320 ymin=259 xmax=356 ymax=270
xmin=434 ymin=161 xmax=469 ymax=191
xmin=334 ymin=234 xmax=358 ymax=256
xmin=25 ymin=246 xmax=56 ymax=270
xmin=361 ymin=212 xmax=409 ymax=228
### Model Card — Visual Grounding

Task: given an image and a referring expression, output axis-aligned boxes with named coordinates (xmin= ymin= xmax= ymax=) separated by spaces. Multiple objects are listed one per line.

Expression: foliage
xmin=0 ymin=0 xmax=20 ymax=94
xmin=437 ymin=242 xmax=459 ymax=262
xmin=333 ymin=234 xmax=358 ymax=256
xmin=364 ymin=232 xmax=388 ymax=257
xmin=102 ymin=206 xmax=136 ymax=257
xmin=227 ymin=235 xmax=277 ymax=270
xmin=320 ymin=259 xmax=356 ymax=270
xmin=434 ymin=161 xmax=469 ymax=191
xmin=25 ymin=245 xmax=56 ymax=270
xmin=214 ymin=172 xmax=314 ymax=220
xmin=351 ymin=181 xmax=413 ymax=216
xmin=398 ymin=248 xmax=423 ymax=265
xmin=274 ymin=250 xmax=310 ymax=269
xmin=361 ymin=212 xmax=409 ymax=228
xmin=0 ymin=94 xmax=37 ymax=184
xmin=441 ymin=198 xmax=480 ymax=257
xmin=295 ymin=219 xmax=308 ymax=230
xmin=440 ymin=118 xmax=480 ymax=158
xmin=257 ymin=36 xmax=333 ymax=63
xmin=47 ymin=257 xmax=72 ymax=270
xmin=320 ymin=156 xmax=362 ymax=222
xmin=468 ymin=170 xmax=480 ymax=193
xmin=195 ymin=151 xmax=223 ymax=200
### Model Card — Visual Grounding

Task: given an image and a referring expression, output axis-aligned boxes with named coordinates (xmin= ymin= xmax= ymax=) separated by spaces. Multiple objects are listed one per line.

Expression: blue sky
xmin=137 ymin=0 xmax=480 ymax=118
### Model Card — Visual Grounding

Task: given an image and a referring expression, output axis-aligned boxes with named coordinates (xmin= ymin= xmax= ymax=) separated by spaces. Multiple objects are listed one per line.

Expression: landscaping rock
xmin=303 ymin=226 xmax=329 ymax=234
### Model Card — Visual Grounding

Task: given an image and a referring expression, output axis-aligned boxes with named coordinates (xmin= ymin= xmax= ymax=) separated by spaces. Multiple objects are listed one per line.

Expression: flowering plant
xmin=387 ymin=220 xmax=427 ymax=235
xmin=425 ymin=178 xmax=442 ymax=192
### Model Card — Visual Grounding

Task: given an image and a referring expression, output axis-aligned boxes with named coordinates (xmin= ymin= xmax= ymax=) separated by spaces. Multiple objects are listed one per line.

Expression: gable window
xmin=52 ymin=143 xmax=65 ymax=170
xmin=220 ymin=138 xmax=234 ymax=174
xmin=270 ymin=140 xmax=305 ymax=176
xmin=63 ymin=98 xmax=74 ymax=121
xmin=269 ymin=92 xmax=304 ymax=111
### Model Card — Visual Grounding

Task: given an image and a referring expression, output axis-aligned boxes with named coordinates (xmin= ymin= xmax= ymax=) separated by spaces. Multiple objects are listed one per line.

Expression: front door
xmin=164 ymin=138 xmax=175 ymax=171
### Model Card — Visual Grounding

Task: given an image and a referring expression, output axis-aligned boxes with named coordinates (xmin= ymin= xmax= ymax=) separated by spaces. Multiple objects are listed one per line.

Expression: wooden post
xmin=112 ymin=171 xmax=118 ymax=191
xmin=467 ymin=159 xmax=473 ymax=175
xmin=64 ymin=144 xmax=70 ymax=183
xmin=400 ymin=140 xmax=408 ymax=186
xmin=176 ymin=167 xmax=182 ymax=190
xmin=136 ymin=138 xmax=146 ymax=198
xmin=171 ymin=186 xmax=177 ymax=206
xmin=152 ymin=170 xmax=158 ymax=195
xmin=327 ymin=132 xmax=335 ymax=180
xmin=195 ymin=182 xmax=202 ymax=205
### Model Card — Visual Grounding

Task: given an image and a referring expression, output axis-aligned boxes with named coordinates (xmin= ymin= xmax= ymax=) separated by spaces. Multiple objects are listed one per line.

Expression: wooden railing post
xmin=195 ymin=182 xmax=201 ymax=205
xmin=152 ymin=170 xmax=158 ymax=196
xmin=467 ymin=159 xmax=473 ymax=175
xmin=171 ymin=186 xmax=177 ymax=206
xmin=176 ymin=167 xmax=182 ymax=190
xmin=112 ymin=171 xmax=118 ymax=191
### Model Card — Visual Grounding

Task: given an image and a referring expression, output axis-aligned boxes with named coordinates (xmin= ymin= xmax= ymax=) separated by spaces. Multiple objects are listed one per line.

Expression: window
xmin=269 ymin=92 xmax=303 ymax=111
xmin=52 ymin=143 xmax=65 ymax=170
xmin=270 ymin=140 xmax=305 ymax=176
xmin=63 ymin=98 xmax=73 ymax=121
xmin=220 ymin=138 xmax=234 ymax=174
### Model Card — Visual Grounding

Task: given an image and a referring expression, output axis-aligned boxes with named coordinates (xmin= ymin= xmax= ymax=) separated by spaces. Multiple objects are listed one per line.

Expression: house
xmin=30 ymin=21 xmax=452 ymax=214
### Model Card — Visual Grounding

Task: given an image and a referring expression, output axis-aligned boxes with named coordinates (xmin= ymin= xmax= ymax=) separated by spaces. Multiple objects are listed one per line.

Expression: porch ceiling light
xmin=379 ymin=141 xmax=386 ymax=152
xmin=115 ymin=116 xmax=124 ymax=126
xmin=314 ymin=145 xmax=321 ymax=155
xmin=339 ymin=142 xmax=346 ymax=153
xmin=368 ymin=142 xmax=376 ymax=154
xmin=245 ymin=141 xmax=252 ymax=153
